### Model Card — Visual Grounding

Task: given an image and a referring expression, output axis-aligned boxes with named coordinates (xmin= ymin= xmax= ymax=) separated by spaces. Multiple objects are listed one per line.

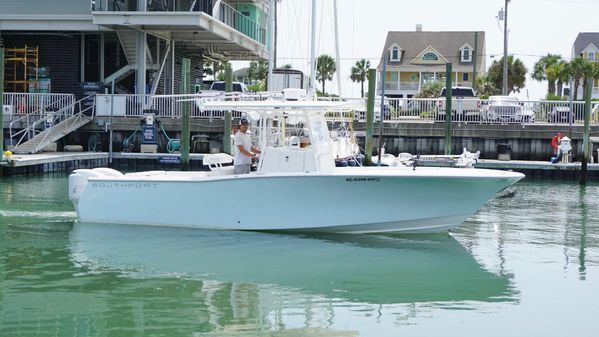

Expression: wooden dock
xmin=2 ymin=151 xmax=599 ymax=180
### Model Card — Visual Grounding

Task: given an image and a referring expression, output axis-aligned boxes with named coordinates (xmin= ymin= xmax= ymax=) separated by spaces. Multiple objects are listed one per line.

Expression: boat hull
xmin=74 ymin=167 xmax=523 ymax=233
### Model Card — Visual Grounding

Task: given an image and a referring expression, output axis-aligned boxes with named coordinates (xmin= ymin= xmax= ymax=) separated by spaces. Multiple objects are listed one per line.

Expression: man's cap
xmin=240 ymin=118 xmax=249 ymax=125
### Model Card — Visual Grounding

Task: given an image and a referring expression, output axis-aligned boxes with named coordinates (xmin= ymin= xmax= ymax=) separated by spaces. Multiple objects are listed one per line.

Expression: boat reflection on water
xmin=69 ymin=222 xmax=516 ymax=305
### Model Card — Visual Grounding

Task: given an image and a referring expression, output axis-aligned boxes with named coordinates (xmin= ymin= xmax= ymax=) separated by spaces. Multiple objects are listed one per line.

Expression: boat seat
xmin=203 ymin=153 xmax=235 ymax=176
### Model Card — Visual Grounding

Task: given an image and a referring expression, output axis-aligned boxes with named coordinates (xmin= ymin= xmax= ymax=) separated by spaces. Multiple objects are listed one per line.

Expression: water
xmin=1 ymin=175 xmax=598 ymax=337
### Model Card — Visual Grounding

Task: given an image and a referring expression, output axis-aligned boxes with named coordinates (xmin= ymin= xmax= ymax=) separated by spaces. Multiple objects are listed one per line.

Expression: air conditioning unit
xmin=3 ymin=105 xmax=14 ymax=116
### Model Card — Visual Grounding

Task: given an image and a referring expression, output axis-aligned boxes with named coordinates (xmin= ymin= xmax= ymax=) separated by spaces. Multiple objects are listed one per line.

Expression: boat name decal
xmin=346 ymin=177 xmax=381 ymax=182
xmin=91 ymin=182 xmax=158 ymax=189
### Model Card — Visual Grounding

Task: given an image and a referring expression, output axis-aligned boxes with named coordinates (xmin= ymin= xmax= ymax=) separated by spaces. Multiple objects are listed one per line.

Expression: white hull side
xmin=75 ymin=168 xmax=521 ymax=233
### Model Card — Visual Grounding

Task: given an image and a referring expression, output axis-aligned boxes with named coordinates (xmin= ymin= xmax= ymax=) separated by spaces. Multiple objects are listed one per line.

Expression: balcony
xmin=91 ymin=0 xmax=268 ymax=59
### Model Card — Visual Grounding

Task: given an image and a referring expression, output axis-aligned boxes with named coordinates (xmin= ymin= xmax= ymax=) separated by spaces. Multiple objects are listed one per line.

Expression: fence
xmin=13 ymin=93 xmax=596 ymax=127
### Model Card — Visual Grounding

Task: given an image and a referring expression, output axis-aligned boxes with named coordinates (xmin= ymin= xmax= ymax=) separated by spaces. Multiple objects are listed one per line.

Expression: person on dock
xmin=233 ymin=118 xmax=261 ymax=174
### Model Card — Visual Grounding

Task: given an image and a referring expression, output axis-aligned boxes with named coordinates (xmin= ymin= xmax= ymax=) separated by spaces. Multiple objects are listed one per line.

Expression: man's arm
xmin=251 ymin=146 xmax=261 ymax=154
xmin=237 ymin=145 xmax=255 ymax=158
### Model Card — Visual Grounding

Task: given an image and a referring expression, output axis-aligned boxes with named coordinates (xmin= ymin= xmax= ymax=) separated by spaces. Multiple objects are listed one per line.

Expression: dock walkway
xmin=2 ymin=152 xmax=599 ymax=180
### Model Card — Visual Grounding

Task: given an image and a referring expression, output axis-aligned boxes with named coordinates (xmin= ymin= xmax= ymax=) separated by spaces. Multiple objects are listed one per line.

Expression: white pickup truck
xmin=436 ymin=87 xmax=480 ymax=122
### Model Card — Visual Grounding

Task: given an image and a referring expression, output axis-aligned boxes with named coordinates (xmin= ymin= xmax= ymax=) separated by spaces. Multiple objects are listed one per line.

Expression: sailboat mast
xmin=267 ymin=0 xmax=275 ymax=90
xmin=309 ymin=0 xmax=317 ymax=97
xmin=333 ymin=0 xmax=342 ymax=98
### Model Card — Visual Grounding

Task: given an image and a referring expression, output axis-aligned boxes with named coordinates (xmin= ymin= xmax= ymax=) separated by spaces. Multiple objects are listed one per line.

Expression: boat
xmin=68 ymin=100 xmax=524 ymax=233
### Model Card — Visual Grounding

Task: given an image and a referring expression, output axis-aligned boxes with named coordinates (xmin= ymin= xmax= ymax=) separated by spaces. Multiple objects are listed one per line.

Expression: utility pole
xmin=472 ymin=32 xmax=478 ymax=87
xmin=502 ymin=0 xmax=510 ymax=95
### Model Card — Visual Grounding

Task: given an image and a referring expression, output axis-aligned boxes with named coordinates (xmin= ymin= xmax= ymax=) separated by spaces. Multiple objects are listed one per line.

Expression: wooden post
xmin=224 ymin=67 xmax=233 ymax=155
xmin=580 ymin=79 xmax=592 ymax=185
xmin=0 ymin=48 xmax=4 ymax=168
xmin=365 ymin=69 xmax=376 ymax=165
xmin=180 ymin=58 xmax=191 ymax=171
xmin=445 ymin=63 xmax=453 ymax=155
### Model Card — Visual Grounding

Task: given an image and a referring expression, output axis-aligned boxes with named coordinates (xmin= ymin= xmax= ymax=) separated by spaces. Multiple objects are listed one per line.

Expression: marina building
xmin=376 ymin=27 xmax=486 ymax=98
xmin=0 ymin=0 xmax=269 ymax=96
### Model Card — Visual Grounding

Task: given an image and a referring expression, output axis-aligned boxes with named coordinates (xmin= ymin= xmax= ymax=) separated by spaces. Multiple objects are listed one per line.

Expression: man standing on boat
xmin=234 ymin=118 xmax=261 ymax=174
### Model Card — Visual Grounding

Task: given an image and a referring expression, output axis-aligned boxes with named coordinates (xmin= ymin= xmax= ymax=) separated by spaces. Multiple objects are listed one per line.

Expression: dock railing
xmin=92 ymin=93 xmax=599 ymax=126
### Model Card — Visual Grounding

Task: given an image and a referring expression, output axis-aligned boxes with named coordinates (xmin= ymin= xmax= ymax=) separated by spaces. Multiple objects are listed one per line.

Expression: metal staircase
xmin=104 ymin=31 xmax=157 ymax=87
xmin=11 ymin=95 xmax=95 ymax=154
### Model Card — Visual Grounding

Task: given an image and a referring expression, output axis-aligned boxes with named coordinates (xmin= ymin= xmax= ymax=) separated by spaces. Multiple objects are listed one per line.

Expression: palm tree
xmin=316 ymin=54 xmax=336 ymax=95
xmin=350 ymin=59 xmax=370 ymax=98
xmin=473 ymin=75 xmax=501 ymax=98
xmin=487 ymin=55 xmax=528 ymax=94
xmin=554 ymin=60 xmax=570 ymax=98
xmin=249 ymin=60 xmax=268 ymax=87
xmin=532 ymin=54 xmax=561 ymax=96
xmin=569 ymin=57 xmax=593 ymax=99
xmin=214 ymin=61 xmax=231 ymax=81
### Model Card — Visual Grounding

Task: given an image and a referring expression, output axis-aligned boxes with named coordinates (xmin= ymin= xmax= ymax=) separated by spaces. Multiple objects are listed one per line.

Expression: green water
xmin=1 ymin=175 xmax=598 ymax=337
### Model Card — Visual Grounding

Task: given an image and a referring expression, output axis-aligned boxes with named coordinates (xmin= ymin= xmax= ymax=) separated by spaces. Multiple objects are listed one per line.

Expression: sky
xmin=265 ymin=0 xmax=599 ymax=100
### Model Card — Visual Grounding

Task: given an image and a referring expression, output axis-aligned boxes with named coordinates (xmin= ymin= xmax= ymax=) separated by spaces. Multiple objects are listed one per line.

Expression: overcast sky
xmin=270 ymin=0 xmax=599 ymax=100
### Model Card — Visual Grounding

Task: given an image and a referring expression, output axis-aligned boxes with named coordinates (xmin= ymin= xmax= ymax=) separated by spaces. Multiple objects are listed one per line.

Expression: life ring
xmin=17 ymin=103 xmax=26 ymax=114
xmin=551 ymin=134 xmax=562 ymax=150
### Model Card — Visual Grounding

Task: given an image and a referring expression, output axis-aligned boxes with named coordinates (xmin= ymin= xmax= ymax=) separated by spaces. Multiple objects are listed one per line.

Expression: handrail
xmin=8 ymin=93 xmax=75 ymax=143
xmin=10 ymin=94 xmax=94 ymax=153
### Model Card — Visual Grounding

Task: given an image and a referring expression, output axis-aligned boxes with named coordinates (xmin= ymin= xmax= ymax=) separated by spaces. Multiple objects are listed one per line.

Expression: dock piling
xmin=365 ymin=69 xmax=376 ymax=165
xmin=180 ymin=58 xmax=191 ymax=171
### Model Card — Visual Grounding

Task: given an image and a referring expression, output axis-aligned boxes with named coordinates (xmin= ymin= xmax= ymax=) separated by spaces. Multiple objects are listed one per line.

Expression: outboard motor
xmin=68 ymin=168 xmax=123 ymax=210
xmin=68 ymin=169 xmax=96 ymax=210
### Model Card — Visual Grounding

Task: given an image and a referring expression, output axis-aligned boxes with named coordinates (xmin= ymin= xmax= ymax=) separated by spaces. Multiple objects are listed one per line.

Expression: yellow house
xmin=377 ymin=28 xmax=486 ymax=98
xmin=572 ymin=33 xmax=599 ymax=99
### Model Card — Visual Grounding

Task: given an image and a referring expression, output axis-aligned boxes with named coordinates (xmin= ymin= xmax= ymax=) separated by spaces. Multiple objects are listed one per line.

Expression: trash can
xmin=497 ymin=143 xmax=512 ymax=161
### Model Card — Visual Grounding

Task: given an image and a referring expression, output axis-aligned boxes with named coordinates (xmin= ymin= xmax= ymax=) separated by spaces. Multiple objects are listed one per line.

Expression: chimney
xmin=416 ymin=24 xmax=422 ymax=32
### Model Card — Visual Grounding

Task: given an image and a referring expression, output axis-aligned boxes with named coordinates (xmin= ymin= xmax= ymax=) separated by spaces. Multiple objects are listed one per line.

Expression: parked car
xmin=356 ymin=99 xmax=391 ymax=121
xmin=436 ymin=87 xmax=480 ymax=121
xmin=481 ymin=96 xmax=535 ymax=123
xmin=548 ymin=106 xmax=574 ymax=123
xmin=209 ymin=81 xmax=249 ymax=93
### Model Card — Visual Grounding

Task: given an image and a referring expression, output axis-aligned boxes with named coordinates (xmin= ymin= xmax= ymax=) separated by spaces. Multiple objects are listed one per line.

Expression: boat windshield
xmin=308 ymin=115 xmax=330 ymax=146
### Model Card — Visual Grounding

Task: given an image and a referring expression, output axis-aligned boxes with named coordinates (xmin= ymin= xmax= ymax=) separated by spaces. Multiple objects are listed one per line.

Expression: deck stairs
xmin=11 ymin=95 xmax=95 ymax=154
xmin=104 ymin=31 xmax=158 ymax=87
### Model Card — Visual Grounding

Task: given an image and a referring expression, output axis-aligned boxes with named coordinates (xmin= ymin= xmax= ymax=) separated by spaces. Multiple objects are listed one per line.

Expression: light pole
xmin=502 ymin=0 xmax=510 ymax=95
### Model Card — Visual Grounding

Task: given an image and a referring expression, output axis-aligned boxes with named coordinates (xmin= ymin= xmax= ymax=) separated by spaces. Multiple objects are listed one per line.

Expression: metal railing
xmin=217 ymin=2 xmax=266 ymax=44
xmin=7 ymin=93 xmax=76 ymax=146
xmin=91 ymin=93 xmax=599 ymax=126
xmin=9 ymin=95 xmax=93 ymax=152
xmin=91 ymin=0 xmax=267 ymax=45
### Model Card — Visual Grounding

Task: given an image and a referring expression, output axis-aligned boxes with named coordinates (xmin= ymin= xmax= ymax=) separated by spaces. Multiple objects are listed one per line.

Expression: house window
xmin=422 ymin=52 xmax=438 ymax=61
xmin=462 ymin=73 xmax=469 ymax=81
xmin=390 ymin=47 xmax=400 ymax=61
xmin=588 ymin=52 xmax=595 ymax=61
xmin=385 ymin=72 xmax=399 ymax=90
xmin=461 ymin=48 xmax=472 ymax=62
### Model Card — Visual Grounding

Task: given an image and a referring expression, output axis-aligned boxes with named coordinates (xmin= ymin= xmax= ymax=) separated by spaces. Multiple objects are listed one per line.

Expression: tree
xmin=554 ymin=60 xmax=570 ymax=98
xmin=214 ymin=61 xmax=231 ymax=81
xmin=248 ymin=60 xmax=268 ymax=87
xmin=531 ymin=54 xmax=561 ymax=96
xmin=569 ymin=57 xmax=594 ymax=99
xmin=473 ymin=75 xmax=501 ymax=98
xmin=416 ymin=81 xmax=444 ymax=98
xmin=316 ymin=54 xmax=336 ymax=95
xmin=486 ymin=55 xmax=528 ymax=94
xmin=350 ymin=59 xmax=370 ymax=98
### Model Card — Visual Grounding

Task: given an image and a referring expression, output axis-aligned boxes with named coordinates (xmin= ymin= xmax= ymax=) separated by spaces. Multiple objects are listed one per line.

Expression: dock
xmin=2 ymin=151 xmax=599 ymax=180
xmin=0 ymin=152 xmax=206 ymax=176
